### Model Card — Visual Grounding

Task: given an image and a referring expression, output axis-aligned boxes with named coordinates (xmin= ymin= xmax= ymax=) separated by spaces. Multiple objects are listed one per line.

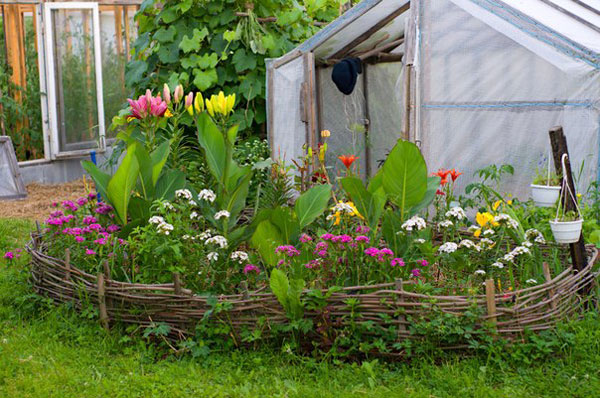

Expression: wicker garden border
xmin=27 ymin=233 xmax=599 ymax=348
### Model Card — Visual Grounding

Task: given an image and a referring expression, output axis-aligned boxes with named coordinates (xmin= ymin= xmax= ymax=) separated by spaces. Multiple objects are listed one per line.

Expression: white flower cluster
xmin=156 ymin=221 xmax=174 ymax=235
xmin=331 ymin=202 xmax=356 ymax=214
xmin=198 ymin=189 xmax=216 ymax=203
xmin=526 ymin=279 xmax=538 ymax=285
xmin=438 ymin=220 xmax=453 ymax=229
xmin=230 ymin=251 xmax=249 ymax=263
xmin=205 ymin=235 xmax=228 ymax=249
xmin=149 ymin=216 xmax=164 ymax=224
xmin=176 ymin=189 xmax=193 ymax=201
xmin=445 ymin=206 xmax=466 ymax=220
xmin=459 ymin=239 xmax=481 ymax=252
xmin=479 ymin=238 xmax=495 ymax=249
xmin=494 ymin=213 xmax=519 ymax=229
xmin=491 ymin=261 xmax=504 ymax=269
xmin=414 ymin=238 xmax=426 ymax=244
xmin=162 ymin=201 xmax=175 ymax=211
xmin=502 ymin=245 xmax=531 ymax=262
xmin=483 ymin=229 xmax=495 ymax=236
xmin=207 ymin=252 xmax=219 ymax=262
xmin=525 ymin=228 xmax=546 ymax=244
xmin=190 ymin=211 xmax=200 ymax=220
xmin=402 ymin=216 xmax=427 ymax=231
xmin=438 ymin=242 xmax=458 ymax=254
xmin=197 ymin=230 xmax=212 ymax=241
xmin=474 ymin=269 xmax=486 ymax=276
xmin=214 ymin=210 xmax=230 ymax=220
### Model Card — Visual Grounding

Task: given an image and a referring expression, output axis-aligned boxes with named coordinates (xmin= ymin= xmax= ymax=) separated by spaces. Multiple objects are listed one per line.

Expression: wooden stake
xmin=485 ymin=279 xmax=497 ymax=325
xmin=173 ymin=272 xmax=182 ymax=295
xmin=549 ymin=127 xmax=588 ymax=277
xmin=103 ymin=259 xmax=111 ymax=280
xmin=395 ymin=279 xmax=407 ymax=334
xmin=97 ymin=273 xmax=109 ymax=330
xmin=543 ymin=262 xmax=557 ymax=311
xmin=64 ymin=248 xmax=71 ymax=281
xmin=240 ymin=280 xmax=250 ymax=300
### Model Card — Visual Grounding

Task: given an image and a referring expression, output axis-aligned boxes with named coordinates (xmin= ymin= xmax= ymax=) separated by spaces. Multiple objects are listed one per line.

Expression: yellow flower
xmin=127 ymin=116 xmax=136 ymax=122
xmin=474 ymin=228 xmax=482 ymax=238
xmin=333 ymin=212 xmax=341 ymax=226
xmin=347 ymin=202 xmax=363 ymax=219
xmin=476 ymin=212 xmax=495 ymax=227
xmin=186 ymin=105 xmax=193 ymax=116
xmin=318 ymin=143 xmax=327 ymax=163
xmin=321 ymin=129 xmax=331 ymax=138
xmin=217 ymin=91 xmax=226 ymax=114
xmin=194 ymin=92 xmax=204 ymax=113
xmin=492 ymin=200 xmax=502 ymax=211
xmin=507 ymin=200 xmax=512 ymax=205
xmin=164 ymin=109 xmax=173 ymax=118
xmin=226 ymin=93 xmax=235 ymax=114
xmin=205 ymin=98 xmax=214 ymax=117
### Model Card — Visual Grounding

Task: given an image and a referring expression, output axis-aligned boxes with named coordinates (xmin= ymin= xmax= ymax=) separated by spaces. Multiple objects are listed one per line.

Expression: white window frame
xmin=43 ymin=2 xmax=105 ymax=159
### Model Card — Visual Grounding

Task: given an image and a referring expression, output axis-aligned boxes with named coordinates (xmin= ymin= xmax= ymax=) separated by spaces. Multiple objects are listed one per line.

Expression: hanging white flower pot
xmin=549 ymin=219 xmax=583 ymax=244
xmin=530 ymin=184 xmax=560 ymax=207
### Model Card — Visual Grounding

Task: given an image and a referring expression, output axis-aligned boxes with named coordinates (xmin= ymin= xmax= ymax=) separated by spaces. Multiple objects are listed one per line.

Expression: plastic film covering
xmin=270 ymin=57 xmax=307 ymax=165
xmin=419 ymin=0 xmax=600 ymax=198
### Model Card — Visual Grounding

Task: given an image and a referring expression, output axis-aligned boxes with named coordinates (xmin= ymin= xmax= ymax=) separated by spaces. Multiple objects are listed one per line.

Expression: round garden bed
xmin=27 ymin=233 xmax=599 ymax=349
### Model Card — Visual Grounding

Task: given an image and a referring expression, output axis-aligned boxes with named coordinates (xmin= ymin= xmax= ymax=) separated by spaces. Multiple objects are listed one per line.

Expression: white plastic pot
xmin=549 ymin=219 xmax=583 ymax=244
xmin=531 ymin=184 xmax=560 ymax=207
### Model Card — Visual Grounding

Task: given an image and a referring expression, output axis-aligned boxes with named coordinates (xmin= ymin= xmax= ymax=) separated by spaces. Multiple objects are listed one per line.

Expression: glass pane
xmin=99 ymin=6 xmax=132 ymax=138
xmin=51 ymin=8 xmax=99 ymax=152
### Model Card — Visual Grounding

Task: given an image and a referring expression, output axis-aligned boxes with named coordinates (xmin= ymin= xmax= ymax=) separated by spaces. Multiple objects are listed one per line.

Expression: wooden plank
xmin=123 ymin=6 xmax=131 ymax=61
xmin=362 ymin=64 xmax=371 ymax=177
xmin=549 ymin=126 xmax=588 ymax=276
xmin=328 ymin=2 xmax=409 ymax=61
xmin=3 ymin=4 xmax=27 ymax=103
xmin=402 ymin=63 xmax=412 ymax=140
xmin=542 ymin=262 xmax=557 ymax=311
xmin=97 ymin=273 xmax=109 ymax=330
xmin=303 ymin=52 xmax=318 ymax=172
xmin=485 ymin=279 xmax=497 ymax=325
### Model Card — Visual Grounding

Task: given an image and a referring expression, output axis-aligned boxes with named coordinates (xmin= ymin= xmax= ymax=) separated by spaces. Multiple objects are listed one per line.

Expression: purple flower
xmin=277 ymin=259 xmax=285 ymax=266
xmin=76 ymin=197 xmax=88 ymax=206
xmin=411 ymin=269 xmax=421 ymax=277
xmin=62 ymin=200 xmax=78 ymax=212
xmin=93 ymin=238 xmax=108 ymax=245
xmin=52 ymin=202 xmax=58 ymax=207
xmin=304 ymin=259 xmax=321 ymax=269
xmin=315 ymin=242 xmax=328 ymax=251
xmin=356 ymin=225 xmax=370 ymax=234
xmin=46 ymin=218 xmax=63 ymax=226
xmin=95 ymin=204 xmax=113 ymax=215
xmin=299 ymin=234 xmax=312 ymax=243
xmin=82 ymin=216 xmax=98 ymax=225
xmin=60 ymin=215 xmax=75 ymax=223
xmin=85 ymin=249 xmax=96 ymax=256
xmin=320 ymin=233 xmax=335 ymax=241
xmin=338 ymin=234 xmax=353 ymax=244
xmin=88 ymin=192 xmax=96 ymax=199
xmin=418 ymin=259 xmax=429 ymax=267
xmin=50 ymin=210 xmax=64 ymax=218
xmin=88 ymin=223 xmax=103 ymax=232
xmin=99 ymin=232 xmax=111 ymax=239
xmin=355 ymin=235 xmax=370 ymax=243
xmin=275 ymin=245 xmax=300 ymax=257
xmin=75 ymin=236 xmax=85 ymax=243
xmin=379 ymin=248 xmax=394 ymax=257
xmin=4 ymin=252 xmax=14 ymax=260
xmin=118 ymin=238 xmax=127 ymax=245
xmin=243 ymin=264 xmax=260 ymax=274
xmin=107 ymin=224 xmax=120 ymax=233
xmin=364 ymin=247 xmax=380 ymax=257
xmin=316 ymin=250 xmax=328 ymax=258
xmin=391 ymin=258 xmax=405 ymax=267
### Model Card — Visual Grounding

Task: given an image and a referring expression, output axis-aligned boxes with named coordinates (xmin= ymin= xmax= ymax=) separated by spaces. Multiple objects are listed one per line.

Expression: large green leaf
xmin=150 ymin=141 xmax=170 ymax=185
xmin=223 ymin=165 xmax=252 ymax=222
xmin=408 ymin=176 xmax=441 ymax=216
xmin=382 ymin=140 xmax=428 ymax=220
xmin=271 ymin=207 xmax=300 ymax=244
xmin=134 ymin=144 xmax=154 ymax=199
xmin=251 ymin=220 xmax=283 ymax=266
xmin=294 ymin=184 xmax=332 ymax=229
xmin=106 ymin=145 xmax=140 ymax=225
xmin=81 ymin=161 xmax=110 ymax=201
xmin=196 ymin=113 xmax=226 ymax=183
xmin=154 ymin=169 xmax=186 ymax=200
xmin=270 ymin=268 xmax=290 ymax=312
xmin=340 ymin=176 xmax=386 ymax=230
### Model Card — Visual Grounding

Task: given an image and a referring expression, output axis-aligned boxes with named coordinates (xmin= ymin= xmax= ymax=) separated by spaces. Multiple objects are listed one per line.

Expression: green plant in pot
xmin=531 ymin=157 xmax=560 ymax=207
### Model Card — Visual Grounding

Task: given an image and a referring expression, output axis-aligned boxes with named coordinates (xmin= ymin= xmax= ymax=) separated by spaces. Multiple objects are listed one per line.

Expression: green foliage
xmin=270 ymin=268 xmax=304 ymax=321
xmin=127 ymin=0 xmax=339 ymax=134
xmin=381 ymin=140 xmax=429 ymax=220
xmin=340 ymin=176 xmax=386 ymax=231
xmin=294 ymin=184 xmax=332 ymax=228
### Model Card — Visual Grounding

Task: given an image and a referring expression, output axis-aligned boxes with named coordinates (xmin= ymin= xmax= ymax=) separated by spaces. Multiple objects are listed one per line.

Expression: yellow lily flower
xmin=217 ymin=91 xmax=226 ymax=114
xmin=318 ymin=142 xmax=327 ymax=163
xmin=474 ymin=228 xmax=482 ymax=238
xmin=476 ymin=212 xmax=494 ymax=227
xmin=186 ymin=105 xmax=193 ymax=116
xmin=194 ymin=92 xmax=204 ymax=113
xmin=226 ymin=93 xmax=235 ymax=114
xmin=493 ymin=200 xmax=502 ymax=211
xmin=164 ymin=109 xmax=173 ymax=118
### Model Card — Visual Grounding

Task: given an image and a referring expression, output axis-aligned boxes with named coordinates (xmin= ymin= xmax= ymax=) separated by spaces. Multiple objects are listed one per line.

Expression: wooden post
xmin=549 ymin=127 xmax=588 ymax=276
xmin=485 ymin=279 xmax=497 ymax=325
xmin=173 ymin=272 xmax=182 ymax=295
xmin=395 ymin=279 xmax=407 ymax=335
xmin=240 ymin=280 xmax=250 ymax=300
xmin=64 ymin=248 xmax=71 ymax=281
xmin=542 ymin=262 xmax=557 ymax=311
xmin=102 ymin=259 xmax=111 ymax=280
xmin=97 ymin=273 xmax=109 ymax=330
xmin=362 ymin=64 xmax=371 ymax=177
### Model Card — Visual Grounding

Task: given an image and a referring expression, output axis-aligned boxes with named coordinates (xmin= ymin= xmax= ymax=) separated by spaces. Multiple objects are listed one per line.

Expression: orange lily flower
xmin=433 ymin=169 xmax=451 ymax=186
xmin=449 ymin=169 xmax=462 ymax=182
xmin=338 ymin=155 xmax=358 ymax=169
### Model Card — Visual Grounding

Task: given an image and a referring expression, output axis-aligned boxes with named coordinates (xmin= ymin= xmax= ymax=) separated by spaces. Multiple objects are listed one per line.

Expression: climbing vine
xmin=126 ymin=0 xmax=341 ymax=135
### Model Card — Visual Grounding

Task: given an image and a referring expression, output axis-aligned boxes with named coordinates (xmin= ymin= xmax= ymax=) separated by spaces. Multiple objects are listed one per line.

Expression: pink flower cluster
xmin=275 ymin=245 xmax=301 ymax=257
xmin=128 ymin=90 xmax=168 ymax=119
xmin=243 ymin=264 xmax=260 ymax=274
xmin=364 ymin=247 xmax=394 ymax=262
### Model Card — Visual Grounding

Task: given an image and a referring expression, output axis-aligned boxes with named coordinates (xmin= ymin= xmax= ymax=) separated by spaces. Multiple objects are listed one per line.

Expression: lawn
xmin=1 ymin=217 xmax=599 ymax=398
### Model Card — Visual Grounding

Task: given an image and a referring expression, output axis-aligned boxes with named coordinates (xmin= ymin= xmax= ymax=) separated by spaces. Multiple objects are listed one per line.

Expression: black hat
xmin=331 ymin=57 xmax=363 ymax=95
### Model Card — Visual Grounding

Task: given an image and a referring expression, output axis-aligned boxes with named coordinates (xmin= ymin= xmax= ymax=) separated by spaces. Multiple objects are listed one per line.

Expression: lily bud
xmin=173 ymin=84 xmax=183 ymax=103
xmin=321 ymin=129 xmax=331 ymax=138
xmin=145 ymin=89 xmax=152 ymax=110
xmin=184 ymin=92 xmax=194 ymax=108
xmin=163 ymin=83 xmax=171 ymax=104
xmin=194 ymin=92 xmax=204 ymax=113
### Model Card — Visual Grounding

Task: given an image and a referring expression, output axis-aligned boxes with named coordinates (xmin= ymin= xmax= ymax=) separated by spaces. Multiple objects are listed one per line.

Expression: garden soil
xmin=0 ymin=179 xmax=89 ymax=221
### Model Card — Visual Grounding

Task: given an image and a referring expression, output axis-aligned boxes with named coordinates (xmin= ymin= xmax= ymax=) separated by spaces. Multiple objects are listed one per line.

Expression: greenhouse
xmin=268 ymin=0 xmax=600 ymax=197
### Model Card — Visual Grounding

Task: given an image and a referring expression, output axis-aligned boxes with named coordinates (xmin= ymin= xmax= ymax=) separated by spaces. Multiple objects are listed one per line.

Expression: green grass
xmin=1 ymin=217 xmax=599 ymax=397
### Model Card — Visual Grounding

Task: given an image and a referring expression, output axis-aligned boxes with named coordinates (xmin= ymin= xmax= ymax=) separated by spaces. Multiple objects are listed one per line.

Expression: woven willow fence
xmin=27 ymin=234 xmax=599 ymax=346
